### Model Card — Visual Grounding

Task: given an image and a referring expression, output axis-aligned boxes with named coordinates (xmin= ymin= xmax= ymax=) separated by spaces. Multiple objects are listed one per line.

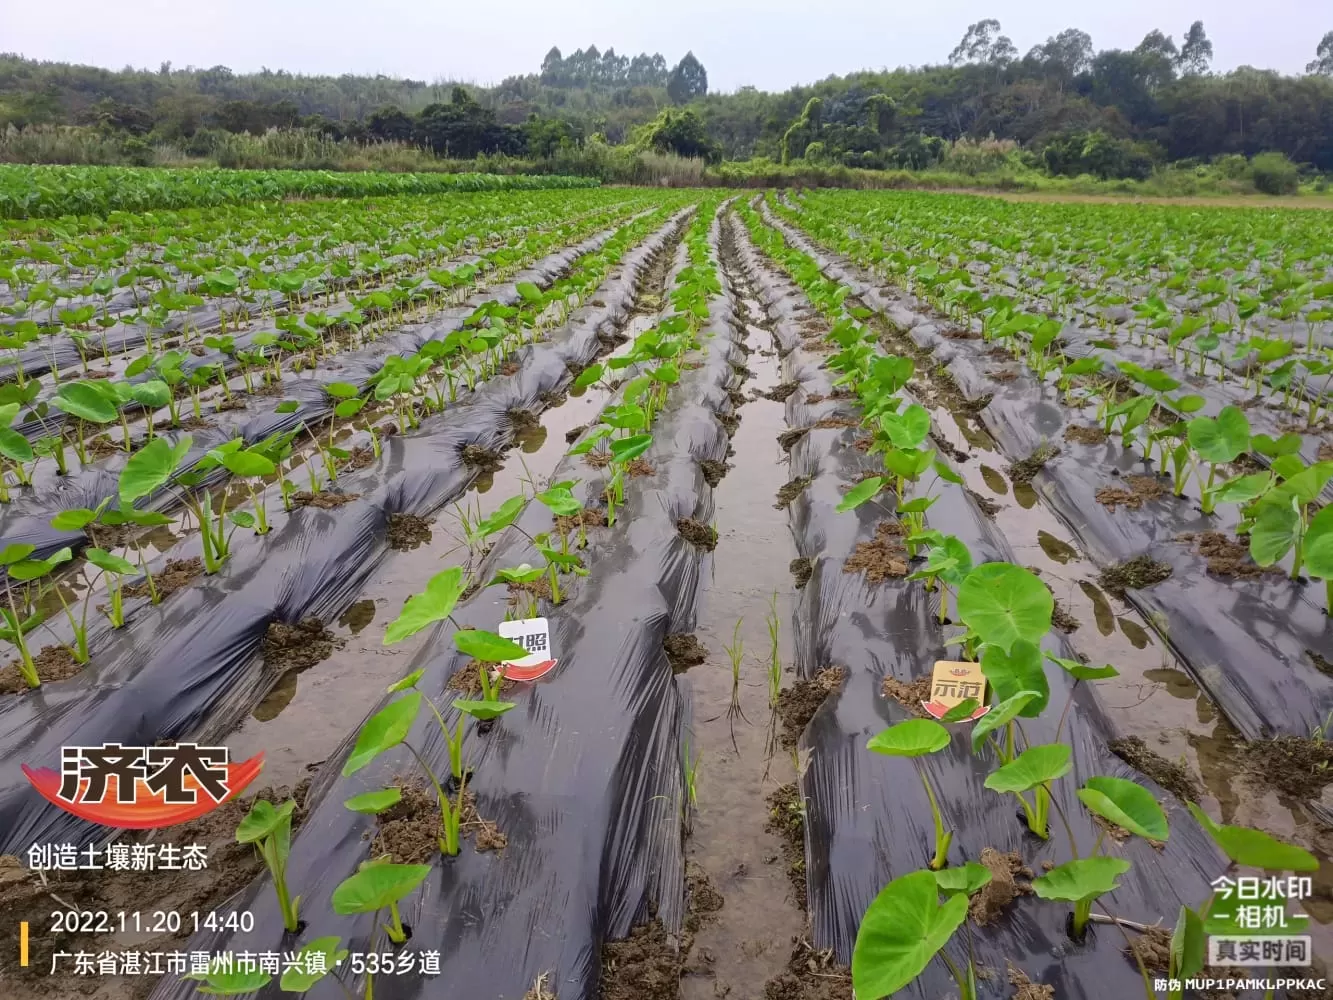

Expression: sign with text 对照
xmin=497 ymin=617 xmax=558 ymax=681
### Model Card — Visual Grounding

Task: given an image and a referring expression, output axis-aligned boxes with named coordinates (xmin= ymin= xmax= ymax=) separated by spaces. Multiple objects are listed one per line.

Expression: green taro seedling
xmin=867 ymin=719 xmax=953 ymax=870
xmin=1 ymin=544 xmax=72 ymax=684
xmin=236 ymin=798 xmax=301 ymax=933
xmin=186 ymin=935 xmax=348 ymax=996
xmin=332 ymin=859 xmax=432 ymax=946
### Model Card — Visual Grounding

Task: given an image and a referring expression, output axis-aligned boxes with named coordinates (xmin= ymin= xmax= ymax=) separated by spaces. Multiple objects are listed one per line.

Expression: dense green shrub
xmin=1250 ymin=152 xmax=1300 ymax=194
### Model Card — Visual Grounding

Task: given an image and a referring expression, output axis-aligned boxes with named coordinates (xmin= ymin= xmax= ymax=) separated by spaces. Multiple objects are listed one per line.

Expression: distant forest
xmin=3 ymin=20 xmax=1333 ymax=178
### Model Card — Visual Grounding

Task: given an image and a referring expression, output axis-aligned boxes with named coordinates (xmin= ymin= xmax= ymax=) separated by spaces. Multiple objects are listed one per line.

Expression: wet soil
xmin=387 ymin=512 xmax=434 ymax=550
xmin=599 ymin=917 xmax=679 ymax=1000
xmin=1007 ymin=962 xmax=1057 ymax=1000
xmin=1095 ymin=474 xmax=1166 ymax=511
xmin=1124 ymin=924 xmax=1172 ymax=974
xmin=969 ymin=847 xmax=1034 ymax=926
xmin=881 ymin=674 xmax=934 ymax=718
xmin=774 ymin=475 xmax=813 ymax=509
xmin=766 ymin=784 xmax=807 ymax=911
xmin=1108 ymin=735 xmax=1202 ymax=802
xmin=263 ymin=616 xmax=342 ymax=672
xmin=1064 ymin=424 xmax=1108 ymax=445
xmin=842 ymin=520 xmax=909 ymax=584
xmin=699 ymin=459 xmax=728 ymax=487
xmin=1007 ymin=442 xmax=1060 ymax=485
xmin=760 ymin=940 xmax=853 ymax=1000
xmin=461 ymin=443 xmax=503 ymax=472
xmin=788 ymin=557 xmax=812 ymax=589
xmin=775 ymin=667 xmax=846 ymax=750
xmin=125 ymin=557 xmax=202 ymax=601
xmin=777 ymin=427 xmax=809 ymax=452
xmin=626 ymin=457 xmax=656 ymax=478
xmin=0 ymin=643 xmax=81 ymax=694
xmin=291 ymin=489 xmax=362 ymax=508
xmin=676 ymin=517 xmax=718 ymax=551
xmin=1242 ymin=737 xmax=1333 ymax=800
xmin=766 ymin=382 xmax=800 ymax=402
xmin=664 ymin=633 xmax=708 ymax=673
xmin=1098 ymin=556 xmax=1173 ymax=599
xmin=1177 ymin=530 xmax=1280 ymax=579
xmin=0 ymin=780 xmax=309 ymax=1000
xmin=968 ymin=488 xmax=1002 ymax=519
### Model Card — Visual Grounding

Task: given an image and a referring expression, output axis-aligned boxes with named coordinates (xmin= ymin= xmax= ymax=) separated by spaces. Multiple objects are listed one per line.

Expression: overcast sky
xmin=5 ymin=0 xmax=1327 ymax=92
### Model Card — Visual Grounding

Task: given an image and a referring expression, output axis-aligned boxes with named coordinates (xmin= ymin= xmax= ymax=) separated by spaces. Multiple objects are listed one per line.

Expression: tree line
xmin=2 ymin=23 xmax=1332 ymax=177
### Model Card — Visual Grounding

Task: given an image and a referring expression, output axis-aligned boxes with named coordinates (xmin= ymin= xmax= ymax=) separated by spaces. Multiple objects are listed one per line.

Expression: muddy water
xmin=678 ymin=282 xmax=805 ymax=996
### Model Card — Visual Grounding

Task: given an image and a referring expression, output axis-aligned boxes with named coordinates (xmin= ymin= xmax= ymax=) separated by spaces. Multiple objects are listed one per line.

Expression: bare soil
xmin=1108 ymin=735 xmax=1202 ymax=802
xmin=842 ymin=521 xmax=909 ymax=584
xmin=599 ymin=917 xmax=680 ymax=1000
xmin=760 ymin=940 xmax=852 ymax=1000
xmin=1098 ymin=556 xmax=1172 ymax=599
xmin=765 ymin=784 xmax=807 ymax=911
xmin=1177 ymin=531 xmax=1280 ymax=579
xmin=0 ymin=643 xmax=81 ymax=694
xmin=664 ymin=633 xmax=708 ymax=673
xmin=775 ymin=667 xmax=847 ymax=749
xmin=387 ymin=512 xmax=434 ymax=550
xmin=789 ymin=557 xmax=813 ymax=589
xmin=881 ymin=674 xmax=933 ymax=718
xmin=291 ymin=489 xmax=361 ymax=508
xmin=969 ymin=847 xmax=1033 ymax=926
xmin=1095 ymin=475 xmax=1166 ymax=511
xmin=676 ymin=517 xmax=718 ymax=551
xmin=263 ymin=616 xmax=342 ymax=672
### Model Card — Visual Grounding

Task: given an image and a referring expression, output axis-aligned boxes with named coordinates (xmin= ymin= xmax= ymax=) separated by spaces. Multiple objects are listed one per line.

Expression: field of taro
xmin=1 ymin=180 xmax=1332 ymax=1000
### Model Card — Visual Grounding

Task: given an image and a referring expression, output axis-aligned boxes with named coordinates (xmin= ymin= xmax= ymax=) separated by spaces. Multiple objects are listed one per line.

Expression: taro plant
xmin=867 ymin=719 xmax=953 ymax=870
xmin=236 ymin=798 xmax=301 ymax=933
xmin=1 ymin=544 xmax=72 ymax=685
xmin=983 ymin=742 xmax=1071 ymax=842
xmin=331 ymin=858 xmax=432 ymax=947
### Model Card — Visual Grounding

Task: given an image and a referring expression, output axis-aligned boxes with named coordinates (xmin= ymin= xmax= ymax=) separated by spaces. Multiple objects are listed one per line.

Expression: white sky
xmin=4 ymin=0 xmax=1327 ymax=92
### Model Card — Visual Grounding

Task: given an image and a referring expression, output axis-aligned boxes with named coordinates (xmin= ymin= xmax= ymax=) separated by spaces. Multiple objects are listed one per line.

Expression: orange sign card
xmin=921 ymin=660 xmax=990 ymax=722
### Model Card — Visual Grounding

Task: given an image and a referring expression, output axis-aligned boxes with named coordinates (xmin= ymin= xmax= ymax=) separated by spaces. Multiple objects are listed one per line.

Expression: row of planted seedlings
xmin=0 ymin=201 xmax=697 ymax=857
xmin=0 ymin=199 xmax=688 ymax=692
xmin=774 ymin=192 xmax=1333 ymax=439
xmin=772 ymin=194 xmax=1333 ymax=466
xmin=735 ymin=202 xmax=1327 ymax=999
xmin=0 ymin=197 xmax=664 ymax=609
xmin=764 ymin=195 xmax=1333 ymax=741
xmin=0 ymin=188 xmax=629 ymax=348
xmin=0 ymin=196 xmax=647 ymax=508
xmin=0 ymin=191 xmax=642 ymax=451
xmin=147 ymin=198 xmax=736 ymax=999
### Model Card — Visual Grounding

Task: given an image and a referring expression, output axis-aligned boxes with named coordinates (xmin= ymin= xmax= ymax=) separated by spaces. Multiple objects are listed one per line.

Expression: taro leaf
xmin=1185 ymin=802 xmax=1319 ymax=870
xmin=572 ymin=363 xmax=603 ymax=390
xmin=1211 ymin=473 xmax=1272 ymax=505
xmin=475 ymin=495 xmax=525 ymax=538
xmin=837 ymin=477 xmax=884 ymax=513
xmin=1032 ymin=857 xmax=1131 ymax=903
xmin=386 ymin=668 xmax=425 ymax=693
xmin=568 ymin=425 xmax=612 ymax=455
xmin=851 ymin=869 xmax=969 ymax=1000
xmin=609 ymin=433 xmax=653 ymax=464
xmin=131 ymin=380 xmax=171 ymax=409
xmin=236 ymin=798 xmax=296 ymax=844
xmin=883 ymin=404 xmax=930 ymax=449
xmin=1077 ymin=776 xmax=1169 ymax=841
xmin=934 ymin=862 xmax=992 ymax=897
xmin=1187 ymin=406 xmax=1250 ymax=465
xmin=275 ymin=400 xmax=299 ymax=414
xmin=516 ymin=281 xmax=543 ymax=304
xmin=933 ymin=460 xmax=963 ymax=486
xmin=1249 ymin=498 xmax=1299 ymax=567
xmin=279 ymin=937 xmax=349 ymax=992
xmin=1305 ymin=505 xmax=1333 ymax=581
xmin=120 ymin=434 xmax=193 ymax=504
xmin=454 ymin=628 xmax=530 ymax=662
xmin=866 ymin=719 xmax=950 ymax=757
xmin=0 ymin=426 xmax=34 ymax=463
xmin=1278 ymin=461 xmax=1333 ymax=504
xmin=940 ymin=698 xmax=979 ymax=723
xmin=453 ymin=699 xmax=517 ymax=721
xmin=1171 ymin=906 xmax=1206 ymax=981
xmin=344 ymin=788 xmax=403 ymax=814
xmin=325 ymin=381 xmax=359 ymax=399
xmin=215 ymin=449 xmax=275 ymax=478
xmin=0 ymin=543 xmax=36 ymax=565
xmin=185 ymin=968 xmax=273 ymax=994
xmin=50 ymin=508 xmax=99 ymax=532
xmin=980 ymin=639 xmax=1048 ymax=717
xmin=229 ymin=511 xmax=255 ymax=530
xmin=85 ymin=548 xmax=136 ymax=576
xmin=956 ymin=563 xmax=1053 ymax=652
xmin=8 ymin=546 xmax=73 ymax=581
xmin=984 ymin=743 xmax=1072 ymax=794
xmin=490 ymin=563 xmax=545 ymax=586
xmin=335 ymin=398 xmax=366 ymax=419
xmin=1251 ymin=432 xmax=1302 ymax=458
xmin=384 ymin=567 xmax=467 ymax=645
xmin=536 ymin=487 xmax=581 ymax=516
xmin=1045 ymin=653 xmax=1119 ymax=681
xmin=331 ymin=863 xmax=432 ymax=915
xmin=53 ymin=381 xmax=118 ymax=424
xmin=971 ymin=690 xmax=1039 ymax=754
xmin=342 ymin=693 xmax=423 ymax=776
